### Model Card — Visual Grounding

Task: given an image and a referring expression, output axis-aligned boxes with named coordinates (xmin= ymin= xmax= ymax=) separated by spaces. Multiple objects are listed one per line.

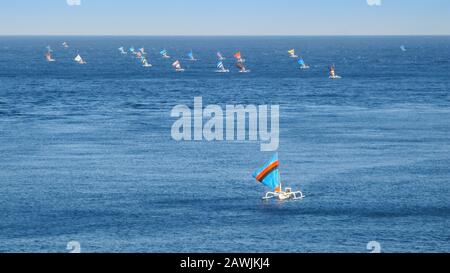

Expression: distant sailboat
xmin=160 ymin=49 xmax=171 ymax=59
xmin=129 ymin=47 xmax=137 ymax=54
xmin=118 ymin=47 xmax=127 ymax=54
xmin=400 ymin=45 xmax=407 ymax=52
xmin=215 ymin=61 xmax=230 ymax=73
xmin=172 ymin=60 xmax=185 ymax=72
xmin=45 ymin=51 xmax=55 ymax=62
xmin=236 ymin=61 xmax=250 ymax=73
xmin=253 ymin=153 xmax=305 ymax=201
xmin=141 ymin=57 xmax=152 ymax=67
xmin=187 ymin=50 xmax=198 ymax=61
xmin=234 ymin=51 xmax=245 ymax=63
xmin=288 ymin=49 xmax=298 ymax=58
xmin=217 ymin=52 xmax=225 ymax=61
xmin=74 ymin=54 xmax=87 ymax=65
xmin=46 ymin=46 xmax=53 ymax=53
xmin=62 ymin=42 xmax=69 ymax=48
xmin=298 ymin=57 xmax=310 ymax=69
xmin=329 ymin=65 xmax=341 ymax=79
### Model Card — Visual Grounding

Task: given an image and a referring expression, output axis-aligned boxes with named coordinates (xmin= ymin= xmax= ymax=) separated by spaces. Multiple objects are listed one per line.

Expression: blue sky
xmin=0 ymin=0 xmax=449 ymax=35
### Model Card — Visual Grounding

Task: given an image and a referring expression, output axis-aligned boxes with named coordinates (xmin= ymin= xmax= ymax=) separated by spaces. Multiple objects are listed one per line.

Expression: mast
xmin=277 ymin=157 xmax=282 ymax=192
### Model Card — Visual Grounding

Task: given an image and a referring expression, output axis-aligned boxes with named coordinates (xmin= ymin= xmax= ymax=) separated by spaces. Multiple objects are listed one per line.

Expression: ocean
xmin=0 ymin=36 xmax=449 ymax=253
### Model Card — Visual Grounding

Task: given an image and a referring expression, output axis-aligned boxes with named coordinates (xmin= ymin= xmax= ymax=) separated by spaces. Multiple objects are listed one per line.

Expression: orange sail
xmin=274 ymin=185 xmax=282 ymax=193
xmin=234 ymin=51 xmax=242 ymax=60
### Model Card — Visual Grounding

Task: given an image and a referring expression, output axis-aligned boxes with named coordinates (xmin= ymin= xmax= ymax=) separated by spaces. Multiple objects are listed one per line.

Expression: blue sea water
xmin=0 ymin=36 xmax=449 ymax=253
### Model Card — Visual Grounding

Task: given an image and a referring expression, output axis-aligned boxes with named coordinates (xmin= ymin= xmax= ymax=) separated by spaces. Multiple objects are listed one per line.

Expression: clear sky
xmin=0 ymin=0 xmax=449 ymax=35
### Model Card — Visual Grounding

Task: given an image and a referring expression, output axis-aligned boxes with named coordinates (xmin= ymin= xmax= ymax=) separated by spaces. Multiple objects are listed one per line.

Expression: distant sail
xmin=172 ymin=60 xmax=184 ymax=71
xmin=129 ymin=47 xmax=136 ymax=54
xmin=139 ymin=48 xmax=147 ymax=55
xmin=188 ymin=51 xmax=196 ymax=61
xmin=46 ymin=46 xmax=53 ymax=52
xmin=217 ymin=52 xmax=225 ymax=60
xmin=329 ymin=65 xmax=341 ymax=79
xmin=142 ymin=57 xmax=152 ymax=67
xmin=160 ymin=49 xmax=170 ymax=58
xmin=62 ymin=42 xmax=69 ymax=48
xmin=234 ymin=51 xmax=245 ymax=63
xmin=45 ymin=51 xmax=55 ymax=62
xmin=400 ymin=45 xmax=407 ymax=52
xmin=74 ymin=54 xmax=86 ymax=64
xmin=298 ymin=57 xmax=310 ymax=69
xmin=74 ymin=54 xmax=82 ymax=62
xmin=288 ymin=49 xmax=298 ymax=58
xmin=118 ymin=47 xmax=127 ymax=54
xmin=216 ymin=61 xmax=229 ymax=72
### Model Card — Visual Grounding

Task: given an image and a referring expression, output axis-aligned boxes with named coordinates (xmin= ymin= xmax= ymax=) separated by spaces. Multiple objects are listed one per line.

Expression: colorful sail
xmin=172 ymin=60 xmax=182 ymax=70
xmin=45 ymin=51 xmax=55 ymax=62
xmin=329 ymin=65 xmax=340 ymax=78
xmin=288 ymin=49 xmax=299 ymax=58
xmin=217 ymin=52 xmax=224 ymax=60
xmin=216 ymin=61 xmax=229 ymax=72
xmin=188 ymin=51 xmax=195 ymax=60
xmin=298 ymin=58 xmax=305 ymax=66
xmin=129 ymin=47 xmax=136 ymax=54
xmin=234 ymin=51 xmax=242 ymax=60
xmin=139 ymin=48 xmax=146 ymax=55
xmin=253 ymin=153 xmax=282 ymax=192
xmin=160 ymin=49 xmax=170 ymax=58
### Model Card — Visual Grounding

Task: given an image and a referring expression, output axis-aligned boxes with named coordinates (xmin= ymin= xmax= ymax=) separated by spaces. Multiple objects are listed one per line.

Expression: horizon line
xmin=1 ymin=34 xmax=450 ymax=37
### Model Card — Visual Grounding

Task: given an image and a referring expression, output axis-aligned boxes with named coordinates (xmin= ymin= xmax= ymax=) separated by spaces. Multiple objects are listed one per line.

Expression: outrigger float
xmin=253 ymin=153 xmax=305 ymax=201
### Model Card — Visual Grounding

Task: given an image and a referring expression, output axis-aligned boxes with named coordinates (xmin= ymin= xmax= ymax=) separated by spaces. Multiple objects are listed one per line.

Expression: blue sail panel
xmin=252 ymin=153 xmax=281 ymax=191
